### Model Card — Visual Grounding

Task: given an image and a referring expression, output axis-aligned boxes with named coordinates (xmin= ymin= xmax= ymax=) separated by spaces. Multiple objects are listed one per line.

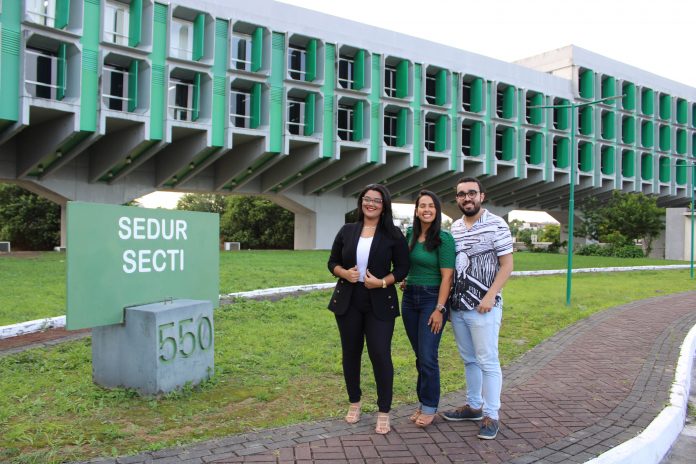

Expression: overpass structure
xmin=0 ymin=0 xmax=694 ymax=249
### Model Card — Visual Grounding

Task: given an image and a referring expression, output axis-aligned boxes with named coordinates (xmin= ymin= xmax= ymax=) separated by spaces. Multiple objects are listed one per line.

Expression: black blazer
xmin=327 ymin=222 xmax=410 ymax=320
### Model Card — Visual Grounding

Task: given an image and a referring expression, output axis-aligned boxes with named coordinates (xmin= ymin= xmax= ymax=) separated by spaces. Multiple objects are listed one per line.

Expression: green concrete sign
xmin=66 ymin=202 xmax=219 ymax=330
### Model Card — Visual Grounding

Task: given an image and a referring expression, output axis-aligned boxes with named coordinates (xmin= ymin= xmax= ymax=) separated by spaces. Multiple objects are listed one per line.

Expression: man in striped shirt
xmin=441 ymin=177 xmax=514 ymax=440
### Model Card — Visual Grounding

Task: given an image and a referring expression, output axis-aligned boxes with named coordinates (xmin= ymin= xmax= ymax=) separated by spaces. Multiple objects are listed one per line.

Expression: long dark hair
xmin=410 ymin=190 xmax=443 ymax=252
xmin=357 ymin=183 xmax=402 ymax=239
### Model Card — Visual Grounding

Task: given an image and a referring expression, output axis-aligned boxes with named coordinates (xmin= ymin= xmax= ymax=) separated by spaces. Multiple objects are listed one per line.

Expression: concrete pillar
xmin=270 ymin=190 xmax=356 ymax=250
xmin=665 ymin=208 xmax=687 ymax=260
xmin=547 ymin=209 xmax=587 ymax=248
xmin=60 ymin=202 xmax=67 ymax=249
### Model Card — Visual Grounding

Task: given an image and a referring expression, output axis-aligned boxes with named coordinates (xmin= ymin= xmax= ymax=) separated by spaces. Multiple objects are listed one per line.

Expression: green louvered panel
xmin=396 ymin=60 xmax=408 ymax=99
xmin=676 ymin=160 xmax=687 ymax=185
xmin=250 ymin=83 xmax=261 ymax=129
xmin=579 ymin=106 xmax=593 ymax=136
xmin=128 ymin=60 xmax=139 ymax=112
xmin=659 ymin=157 xmax=670 ymax=182
xmin=0 ymin=9 xmax=21 ymax=122
xmin=622 ymin=116 xmax=635 ymax=144
xmin=470 ymin=78 xmax=483 ymax=113
xmin=354 ymin=49 xmax=365 ymax=91
xmin=579 ymin=142 xmax=593 ymax=172
xmin=306 ymin=39 xmax=317 ymax=82
xmin=304 ymin=93 xmax=315 ymax=136
xmin=470 ymin=121 xmax=482 ymax=156
xmin=252 ymin=27 xmax=263 ymax=72
xmin=641 ymin=88 xmax=654 ymax=115
xmin=396 ymin=108 xmax=407 ymax=147
xmin=435 ymin=115 xmax=446 ymax=152
xmin=622 ymin=82 xmax=635 ymax=111
xmin=677 ymin=129 xmax=687 ymax=154
xmin=641 ymin=153 xmax=653 ymax=180
xmin=579 ymin=68 xmax=593 ymax=99
xmin=601 ymin=146 xmax=615 ymax=175
xmin=269 ymin=32 xmax=285 ymax=153
xmin=641 ymin=120 xmax=653 ymax=148
xmin=677 ymin=99 xmax=688 ymax=125
xmin=192 ymin=73 xmax=201 ymax=121
xmin=193 ymin=14 xmax=205 ymax=61
xmin=56 ymin=0 xmax=70 ymax=29
xmin=555 ymin=137 xmax=569 ymax=168
xmin=659 ymin=125 xmax=670 ymax=151
xmin=129 ymin=0 xmax=142 ymax=47
xmin=353 ymin=100 xmax=364 ymax=142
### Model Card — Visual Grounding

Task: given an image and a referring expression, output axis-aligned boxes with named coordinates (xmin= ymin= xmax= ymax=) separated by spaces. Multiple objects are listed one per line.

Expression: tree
xmin=220 ymin=196 xmax=293 ymax=249
xmin=508 ymin=219 xmax=524 ymax=239
xmin=578 ymin=191 xmax=664 ymax=255
xmin=538 ymin=223 xmax=560 ymax=243
xmin=0 ymin=184 xmax=60 ymax=250
xmin=176 ymin=193 xmax=227 ymax=214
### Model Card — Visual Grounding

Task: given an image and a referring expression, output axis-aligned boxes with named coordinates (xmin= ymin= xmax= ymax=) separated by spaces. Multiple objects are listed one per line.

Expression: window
xmin=425 ymin=75 xmax=437 ymax=105
xmin=26 ymin=0 xmax=56 ymax=27
xmin=231 ymin=33 xmax=252 ymax=71
xmin=424 ymin=119 xmax=436 ymax=151
xmin=337 ymin=105 xmax=354 ymax=141
xmin=230 ymin=89 xmax=251 ymax=127
xmin=25 ymin=47 xmax=63 ymax=100
xmin=169 ymin=78 xmax=194 ymax=121
xmin=287 ymin=46 xmax=306 ymax=80
xmin=384 ymin=112 xmax=398 ymax=146
xmin=338 ymin=56 xmax=354 ymax=89
xmin=104 ymin=1 xmax=129 ymax=46
xmin=102 ymin=65 xmax=130 ymax=111
xmin=287 ymin=97 xmax=305 ymax=135
xmin=384 ymin=66 xmax=397 ymax=97
xmin=170 ymin=17 xmax=194 ymax=60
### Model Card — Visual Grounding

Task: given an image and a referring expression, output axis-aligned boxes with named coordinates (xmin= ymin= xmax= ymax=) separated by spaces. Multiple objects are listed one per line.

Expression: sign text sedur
xmin=119 ymin=217 xmax=188 ymax=273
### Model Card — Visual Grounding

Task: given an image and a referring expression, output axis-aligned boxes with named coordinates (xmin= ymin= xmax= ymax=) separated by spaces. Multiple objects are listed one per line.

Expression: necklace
xmin=363 ymin=225 xmax=376 ymax=229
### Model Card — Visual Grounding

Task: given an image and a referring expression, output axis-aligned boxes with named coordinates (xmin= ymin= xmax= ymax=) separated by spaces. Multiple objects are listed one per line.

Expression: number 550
xmin=158 ymin=316 xmax=213 ymax=362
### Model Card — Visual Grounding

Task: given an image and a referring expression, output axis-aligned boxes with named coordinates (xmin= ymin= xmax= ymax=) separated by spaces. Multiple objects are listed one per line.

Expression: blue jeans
xmin=401 ymin=285 xmax=446 ymax=414
xmin=450 ymin=304 xmax=502 ymax=420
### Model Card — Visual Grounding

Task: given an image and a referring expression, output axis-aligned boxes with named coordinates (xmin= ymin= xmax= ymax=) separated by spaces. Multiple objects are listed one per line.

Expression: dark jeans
xmin=401 ymin=284 xmax=446 ymax=414
xmin=335 ymin=284 xmax=395 ymax=413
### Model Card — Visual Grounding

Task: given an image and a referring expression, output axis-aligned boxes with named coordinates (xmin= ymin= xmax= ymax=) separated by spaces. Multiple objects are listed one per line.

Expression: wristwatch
xmin=435 ymin=303 xmax=447 ymax=314
xmin=382 ymin=279 xmax=387 ymax=288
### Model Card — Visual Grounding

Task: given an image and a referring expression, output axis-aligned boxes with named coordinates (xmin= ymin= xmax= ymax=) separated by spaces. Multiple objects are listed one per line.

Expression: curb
xmin=586 ymin=321 xmax=696 ymax=464
xmin=0 ymin=265 xmax=691 ymax=340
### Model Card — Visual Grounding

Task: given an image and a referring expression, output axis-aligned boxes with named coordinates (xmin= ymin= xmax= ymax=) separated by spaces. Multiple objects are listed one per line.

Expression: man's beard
xmin=459 ymin=202 xmax=481 ymax=217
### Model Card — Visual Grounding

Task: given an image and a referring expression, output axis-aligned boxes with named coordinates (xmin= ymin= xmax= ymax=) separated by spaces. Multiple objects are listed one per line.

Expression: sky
xmin=143 ymin=0 xmax=695 ymax=222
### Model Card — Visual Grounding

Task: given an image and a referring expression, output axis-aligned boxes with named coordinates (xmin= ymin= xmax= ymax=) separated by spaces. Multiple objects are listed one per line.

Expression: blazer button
xmin=388 ymin=295 xmax=392 ymax=299
xmin=333 ymin=299 xmax=337 ymax=303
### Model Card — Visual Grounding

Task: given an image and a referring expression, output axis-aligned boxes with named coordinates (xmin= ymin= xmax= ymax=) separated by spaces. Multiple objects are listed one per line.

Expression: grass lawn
xmin=1 ymin=270 xmax=695 ymax=463
xmin=0 ymin=251 xmax=688 ymax=326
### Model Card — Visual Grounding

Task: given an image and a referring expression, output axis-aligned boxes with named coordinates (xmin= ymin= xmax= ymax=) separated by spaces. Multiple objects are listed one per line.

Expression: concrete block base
xmin=92 ymin=299 xmax=214 ymax=396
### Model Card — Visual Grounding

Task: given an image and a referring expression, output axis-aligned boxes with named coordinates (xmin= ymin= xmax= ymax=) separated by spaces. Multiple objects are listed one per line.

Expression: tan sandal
xmin=345 ymin=402 xmax=361 ymax=424
xmin=375 ymin=412 xmax=391 ymax=434
xmin=409 ymin=408 xmax=422 ymax=422
xmin=415 ymin=413 xmax=435 ymax=428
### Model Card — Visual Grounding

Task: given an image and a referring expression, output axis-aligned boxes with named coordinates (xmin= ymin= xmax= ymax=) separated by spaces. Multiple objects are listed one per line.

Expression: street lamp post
xmin=531 ymin=95 xmax=623 ymax=306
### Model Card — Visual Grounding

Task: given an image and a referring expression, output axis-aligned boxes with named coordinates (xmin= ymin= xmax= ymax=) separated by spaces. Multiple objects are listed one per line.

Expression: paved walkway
xmin=3 ymin=292 xmax=692 ymax=463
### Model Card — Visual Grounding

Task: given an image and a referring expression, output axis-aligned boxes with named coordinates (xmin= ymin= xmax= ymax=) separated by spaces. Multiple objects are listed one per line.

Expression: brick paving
xmin=34 ymin=291 xmax=696 ymax=463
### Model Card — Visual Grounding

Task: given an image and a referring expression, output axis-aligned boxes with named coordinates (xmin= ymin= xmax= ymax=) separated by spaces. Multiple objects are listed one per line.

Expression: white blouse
xmin=356 ymin=236 xmax=373 ymax=282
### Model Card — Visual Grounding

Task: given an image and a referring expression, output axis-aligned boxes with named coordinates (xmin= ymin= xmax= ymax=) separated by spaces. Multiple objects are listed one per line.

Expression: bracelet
xmin=382 ymin=279 xmax=387 ymax=288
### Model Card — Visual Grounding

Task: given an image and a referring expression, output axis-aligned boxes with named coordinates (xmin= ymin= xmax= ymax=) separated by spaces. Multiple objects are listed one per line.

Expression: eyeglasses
xmin=456 ymin=190 xmax=480 ymax=199
xmin=362 ymin=196 xmax=384 ymax=205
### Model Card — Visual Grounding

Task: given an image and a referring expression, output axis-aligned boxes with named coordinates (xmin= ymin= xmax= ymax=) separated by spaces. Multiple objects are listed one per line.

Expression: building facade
xmin=0 ymin=0 xmax=694 ymax=249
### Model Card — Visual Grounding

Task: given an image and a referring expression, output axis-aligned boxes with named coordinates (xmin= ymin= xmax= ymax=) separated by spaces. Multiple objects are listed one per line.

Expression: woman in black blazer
xmin=327 ymin=184 xmax=409 ymax=434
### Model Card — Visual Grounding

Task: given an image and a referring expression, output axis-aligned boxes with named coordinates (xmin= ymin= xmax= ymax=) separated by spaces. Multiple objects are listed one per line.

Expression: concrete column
xmin=60 ymin=202 xmax=67 ymax=249
xmin=270 ymin=190 xmax=356 ymax=250
xmin=665 ymin=208 xmax=687 ymax=260
xmin=547 ymin=209 xmax=587 ymax=248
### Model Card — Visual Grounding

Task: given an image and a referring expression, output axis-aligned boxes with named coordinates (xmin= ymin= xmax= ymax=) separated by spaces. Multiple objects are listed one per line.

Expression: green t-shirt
xmin=405 ymin=228 xmax=456 ymax=286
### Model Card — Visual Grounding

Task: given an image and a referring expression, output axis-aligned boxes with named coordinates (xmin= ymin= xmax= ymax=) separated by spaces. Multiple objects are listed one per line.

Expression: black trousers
xmin=335 ymin=284 xmax=395 ymax=413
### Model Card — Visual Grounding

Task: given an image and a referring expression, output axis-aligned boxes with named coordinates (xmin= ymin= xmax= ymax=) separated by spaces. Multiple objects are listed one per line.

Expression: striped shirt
xmin=449 ymin=209 xmax=513 ymax=311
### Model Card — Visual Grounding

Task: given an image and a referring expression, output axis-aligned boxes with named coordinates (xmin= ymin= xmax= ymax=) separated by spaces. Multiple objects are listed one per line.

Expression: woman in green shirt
xmin=402 ymin=190 xmax=455 ymax=427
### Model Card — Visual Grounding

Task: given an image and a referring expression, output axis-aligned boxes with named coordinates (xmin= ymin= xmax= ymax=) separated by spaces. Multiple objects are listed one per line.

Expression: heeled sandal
xmin=375 ymin=412 xmax=391 ymax=434
xmin=415 ymin=413 xmax=435 ymax=428
xmin=345 ymin=402 xmax=361 ymax=424
xmin=409 ymin=408 xmax=422 ymax=422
